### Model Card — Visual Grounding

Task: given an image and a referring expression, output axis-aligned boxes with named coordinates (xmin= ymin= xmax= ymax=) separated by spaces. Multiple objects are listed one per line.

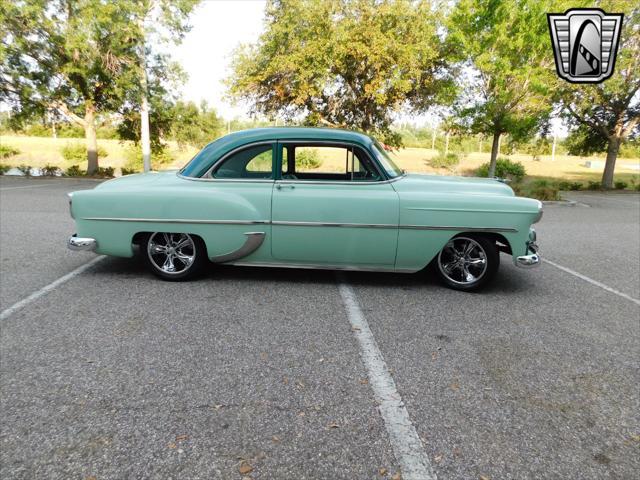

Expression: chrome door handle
xmin=276 ymin=184 xmax=295 ymax=190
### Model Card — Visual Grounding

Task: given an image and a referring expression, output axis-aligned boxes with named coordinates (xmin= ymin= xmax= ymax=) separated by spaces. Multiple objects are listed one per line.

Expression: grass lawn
xmin=1 ymin=134 xmax=638 ymax=184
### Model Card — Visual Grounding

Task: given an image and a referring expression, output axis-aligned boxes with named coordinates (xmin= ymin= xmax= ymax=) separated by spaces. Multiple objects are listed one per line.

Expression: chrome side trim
xmin=82 ymin=217 xmax=270 ymax=225
xmin=68 ymin=234 xmax=97 ymax=251
xmin=271 ymin=220 xmax=396 ymax=229
xmin=210 ymin=232 xmax=266 ymax=263
xmin=81 ymin=216 xmax=516 ymax=232
xmin=407 ymin=207 xmax=538 ymax=215
xmin=400 ymin=225 xmax=518 ymax=233
xmin=226 ymin=261 xmax=417 ymax=273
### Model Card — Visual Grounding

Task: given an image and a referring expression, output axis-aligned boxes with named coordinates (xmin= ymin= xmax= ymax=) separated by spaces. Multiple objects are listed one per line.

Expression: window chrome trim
xmin=274 ymin=174 xmax=406 ymax=186
xmin=81 ymin=216 xmax=516 ymax=232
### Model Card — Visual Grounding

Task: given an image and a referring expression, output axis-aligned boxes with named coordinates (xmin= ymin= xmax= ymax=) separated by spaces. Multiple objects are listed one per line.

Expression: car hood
xmin=392 ymin=173 xmax=515 ymax=196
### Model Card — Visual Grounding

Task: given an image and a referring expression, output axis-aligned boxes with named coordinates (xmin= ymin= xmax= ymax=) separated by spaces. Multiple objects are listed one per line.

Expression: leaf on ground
xmin=391 ymin=473 xmax=402 ymax=480
xmin=272 ymin=435 xmax=280 ymax=442
xmin=479 ymin=475 xmax=491 ymax=480
xmin=351 ymin=326 xmax=361 ymax=331
xmin=175 ymin=434 xmax=188 ymax=441
xmin=434 ymin=454 xmax=443 ymax=463
xmin=167 ymin=443 xmax=176 ymax=449
xmin=378 ymin=467 xmax=388 ymax=476
xmin=238 ymin=462 xmax=253 ymax=475
xmin=449 ymin=381 xmax=459 ymax=391
xmin=327 ymin=422 xmax=339 ymax=429
xmin=431 ymin=351 xmax=438 ymax=361
xmin=360 ymin=378 xmax=369 ymax=385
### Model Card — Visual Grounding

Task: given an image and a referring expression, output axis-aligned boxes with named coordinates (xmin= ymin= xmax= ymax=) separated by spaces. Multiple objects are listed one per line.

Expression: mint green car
xmin=68 ymin=127 xmax=541 ymax=290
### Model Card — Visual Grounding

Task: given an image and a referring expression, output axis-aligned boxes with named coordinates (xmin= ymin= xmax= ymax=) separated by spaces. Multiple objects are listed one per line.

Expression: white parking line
xmin=0 ymin=182 xmax=60 ymax=191
xmin=337 ymin=275 xmax=436 ymax=480
xmin=0 ymin=256 xmax=105 ymax=321
xmin=543 ymin=258 xmax=640 ymax=307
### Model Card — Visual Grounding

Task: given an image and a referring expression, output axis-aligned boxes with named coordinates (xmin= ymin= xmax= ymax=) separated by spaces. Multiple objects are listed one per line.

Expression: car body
xmin=68 ymin=127 xmax=541 ymax=290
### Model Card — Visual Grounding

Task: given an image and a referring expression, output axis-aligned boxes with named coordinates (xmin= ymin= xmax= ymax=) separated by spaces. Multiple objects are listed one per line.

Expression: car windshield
xmin=371 ymin=141 xmax=403 ymax=178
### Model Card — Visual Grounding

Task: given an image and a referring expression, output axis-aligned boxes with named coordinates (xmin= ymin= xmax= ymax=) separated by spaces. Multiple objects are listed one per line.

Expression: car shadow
xmin=91 ymin=253 xmax=536 ymax=296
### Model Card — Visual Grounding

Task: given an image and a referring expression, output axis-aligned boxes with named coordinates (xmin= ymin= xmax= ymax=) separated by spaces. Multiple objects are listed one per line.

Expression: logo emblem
xmin=547 ymin=8 xmax=623 ymax=83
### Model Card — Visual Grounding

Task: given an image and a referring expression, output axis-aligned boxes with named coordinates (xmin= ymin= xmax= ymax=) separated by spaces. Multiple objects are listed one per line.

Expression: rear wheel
xmin=142 ymin=232 xmax=207 ymax=281
xmin=435 ymin=235 xmax=499 ymax=291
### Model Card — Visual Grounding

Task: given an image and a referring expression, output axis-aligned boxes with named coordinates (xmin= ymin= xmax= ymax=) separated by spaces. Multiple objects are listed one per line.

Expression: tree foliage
xmin=447 ymin=0 xmax=555 ymax=176
xmin=552 ymin=0 xmax=639 ymax=188
xmin=228 ymin=0 xmax=452 ymax=146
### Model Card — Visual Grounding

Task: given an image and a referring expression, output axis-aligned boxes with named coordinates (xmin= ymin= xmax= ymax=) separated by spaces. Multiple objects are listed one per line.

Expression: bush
xmin=42 ymin=164 xmax=61 ymax=176
xmin=586 ymin=180 xmax=601 ymax=190
xmin=513 ymin=179 xmax=561 ymax=201
xmin=121 ymin=167 xmax=139 ymax=176
xmin=124 ymin=144 xmax=173 ymax=171
xmin=0 ymin=163 xmax=10 ymax=175
xmin=477 ymin=158 xmax=526 ymax=181
xmin=556 ymin=180 xmax=583 ymax=191
xmin=61 ymin=143 xmax=108 ymax=163
xmin=614 ymin=181 xmax=628 ymax=190
xmin=296 ymin=148 xmax=322 ymax=169
xmin=18 ymin=164 xmax=32 ymax=176
xmin=0 ymin=144 xmax=20 ymax=158
xmin=65 ymin=164 xmax=85 ymax=177
xmin=94 ymin=166 xmax=115 ymax=178
xmin=429 ymin=152 xmax=460 ymax=169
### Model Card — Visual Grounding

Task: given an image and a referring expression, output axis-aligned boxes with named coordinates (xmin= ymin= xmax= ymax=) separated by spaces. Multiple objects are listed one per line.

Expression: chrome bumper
xmin=515 ymin=242 xmax=540 ymax=268
xmin=68 ymin=234 xmax=97 ymax=251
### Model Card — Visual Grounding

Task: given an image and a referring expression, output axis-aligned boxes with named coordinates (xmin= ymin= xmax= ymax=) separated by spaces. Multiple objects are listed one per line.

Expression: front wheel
xmin=142 ymin=232 xmax=207 ymax=281
xmin=435 ymin=235 xmax=499 ymax=291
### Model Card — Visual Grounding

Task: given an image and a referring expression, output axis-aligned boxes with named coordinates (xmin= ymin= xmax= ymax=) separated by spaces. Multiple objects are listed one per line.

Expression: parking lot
xmin=1 ymin=176 xmax=639 ymax=479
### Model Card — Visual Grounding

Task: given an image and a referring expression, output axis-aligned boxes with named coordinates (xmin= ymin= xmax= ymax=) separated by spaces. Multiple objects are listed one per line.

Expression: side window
xmin=280 ymin=144 xmax=381 ymax=181
xmin=211 ymin=144 xmax=273 ymax=179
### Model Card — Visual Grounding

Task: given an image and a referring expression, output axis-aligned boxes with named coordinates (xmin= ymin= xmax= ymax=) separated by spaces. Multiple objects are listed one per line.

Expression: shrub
xmin=61 ymin=143 xmax=108 ymax=163
xmin=429 ymin=152 xmax=460 ymax=169
xmin=568 ymin=182 xmax=583 ymax=191
xmin=0 ymin=163 xmax=9 ymax=175
xmin=121 ymin=167 xmax=139 ymax=176
xmin=42 ymin=164 xmax=61 ymax=176
xmin=528 ymin=179 xmax=561 ymax=201
xmin=0 ymin=144 xmax=20 ymax=158
xmin=65 ymin=164 xmax=85 ymax=177
xmin=94 ymin=166 xmax=115 ymax=178
xmin=296 ymin=148 xmax=322 ymax=169
xmin=586 ymin=180 xmax=601 ymax=190
xmin=614 ymin=181 xmax=628 ymax=190
xmin=17 ymin=164 xmax=32 ymax=176
xmin=477 ymin=158 xmax=526 ymax=181
xmin=124 ymin=144 xmax=173 ymax=171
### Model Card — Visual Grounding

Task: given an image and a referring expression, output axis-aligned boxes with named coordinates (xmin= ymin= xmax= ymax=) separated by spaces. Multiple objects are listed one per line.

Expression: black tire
xmin=434 ymin=235 xmax=499 ymax=291
xmin=140 ymin=232 xmax=207 ymax=281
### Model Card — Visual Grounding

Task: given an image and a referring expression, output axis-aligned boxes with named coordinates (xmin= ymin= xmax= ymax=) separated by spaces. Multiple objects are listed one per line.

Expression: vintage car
xmin=67 ymin=127 xmax=541 ymax=291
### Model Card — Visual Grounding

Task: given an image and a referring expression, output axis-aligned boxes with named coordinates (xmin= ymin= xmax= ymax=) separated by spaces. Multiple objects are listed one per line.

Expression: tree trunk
xmin=488 ymin=131 xmax=500 ymax=177
xmin=140 ymin=90 xmax=151 ymax=172
xmin=84 ymin=104 xmax=98 ymax=175
xmin=601 ymin=136 xmax=621 ymax=189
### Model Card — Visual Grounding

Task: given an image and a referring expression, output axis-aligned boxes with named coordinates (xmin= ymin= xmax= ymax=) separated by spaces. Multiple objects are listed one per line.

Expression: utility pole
xmin=431 ymin=128 xmax=436 ymax=150
xmin=551 ymin=132 xmax=557 ymax=162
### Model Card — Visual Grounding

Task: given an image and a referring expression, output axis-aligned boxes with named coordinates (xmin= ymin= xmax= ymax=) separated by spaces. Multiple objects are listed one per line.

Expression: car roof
xmin=180 ymin=127 xmax=378 ymax=178
xmin=210 ymin=127 xmax=375 ymax=149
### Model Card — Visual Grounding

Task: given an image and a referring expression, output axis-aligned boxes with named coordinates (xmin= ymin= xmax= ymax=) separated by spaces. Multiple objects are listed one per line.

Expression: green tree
xmin=227 ymin=0 xmax=451 ymax=146
xmin=1 ymin=0 xmax=141 ymax=173
xmin=447 ymin=0 xmax=554 ymax=177
xmin=554 ymin=1 xmax=639 ymax=189
xmin=0 ymin=0 xmax=198 ymax=173
xmin=170 ymin=101 xmax=224 ymax=149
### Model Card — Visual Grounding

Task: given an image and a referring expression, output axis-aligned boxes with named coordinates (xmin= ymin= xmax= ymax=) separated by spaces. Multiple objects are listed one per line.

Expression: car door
xmin=271 ymin=141 xmax=399 ymax=266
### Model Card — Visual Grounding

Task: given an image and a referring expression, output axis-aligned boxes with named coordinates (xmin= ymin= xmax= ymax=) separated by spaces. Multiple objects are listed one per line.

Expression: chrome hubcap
xmin=147 ymin=232 xmax=195 ymax=274
xmin=438 ymin=237 xmax=488 ymax=285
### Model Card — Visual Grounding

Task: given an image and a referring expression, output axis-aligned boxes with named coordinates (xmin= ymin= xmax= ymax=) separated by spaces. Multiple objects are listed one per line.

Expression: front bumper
xmin=515 ymin=241 xmax=540 ymax=268
xmin=68 ymin=234 xmax=97 ymax=251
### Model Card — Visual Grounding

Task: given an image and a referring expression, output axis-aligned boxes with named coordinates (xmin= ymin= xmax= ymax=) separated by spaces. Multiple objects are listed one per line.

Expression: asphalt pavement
xmin=1 ymin=177 xmax=638 ymax=479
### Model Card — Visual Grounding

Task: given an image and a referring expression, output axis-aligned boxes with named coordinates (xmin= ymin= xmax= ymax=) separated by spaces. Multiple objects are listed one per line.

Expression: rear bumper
xmin=68 ymin=234 xmax=97 ymax=251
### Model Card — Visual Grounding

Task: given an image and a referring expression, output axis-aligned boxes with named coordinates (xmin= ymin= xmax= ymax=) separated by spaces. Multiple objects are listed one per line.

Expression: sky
xmin=171 ymin=0 xmax=267 ymax=120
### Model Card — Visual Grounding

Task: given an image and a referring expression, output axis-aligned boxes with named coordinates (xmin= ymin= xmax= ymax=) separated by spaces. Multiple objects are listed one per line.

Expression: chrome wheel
xmin=147 ymin=232 xmax=196 ymax=275
xmin=437 ymin=237 xmax=488 ymax=286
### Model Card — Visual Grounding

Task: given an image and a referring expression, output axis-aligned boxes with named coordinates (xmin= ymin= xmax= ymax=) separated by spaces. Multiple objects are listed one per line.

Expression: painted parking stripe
xmin=0 ymin=182 xmax=61 ymax=191
xmin=337 ymin=275 xmax=437 ymax=480
xmin=543 ymin=258 xmax=640 ymax=306
xmin=0 ymin=256 xmax=105 ymax=321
